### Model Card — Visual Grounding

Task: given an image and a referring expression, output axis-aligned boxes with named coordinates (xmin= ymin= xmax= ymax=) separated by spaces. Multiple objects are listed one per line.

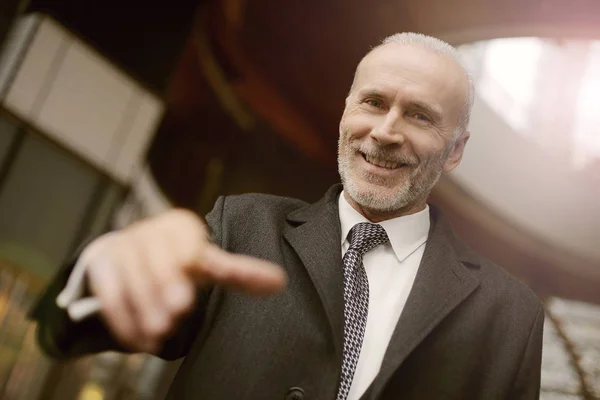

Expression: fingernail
xmin=67 ymin=297 xmax=102 ymax=321
xmin=57 ymin=257 xmax=94 ymax=307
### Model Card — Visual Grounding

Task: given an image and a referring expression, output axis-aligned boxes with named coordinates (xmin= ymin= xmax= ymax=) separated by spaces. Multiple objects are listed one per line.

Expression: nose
xmin=369 ymin=109 xmax=406 ymax=146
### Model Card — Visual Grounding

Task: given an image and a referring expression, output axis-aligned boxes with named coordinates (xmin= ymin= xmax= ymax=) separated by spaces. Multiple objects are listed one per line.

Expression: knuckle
xmin=96 ymin=290 xmax=127 ymax=321
xmin=80 ymin=231 xmax=121 ymax=263
xmin=88 ymin=279 xmax=114 ymax=304
xmin=162 ymin=284 xmax=194 ymax=315
xmin=144 ymin=314 xmax=172 ymax=340
xmin=170 ymin=208 xmax=202 ymax=224
xmin=180 ymin=258 xmax=199 ymax=275
xmin=121 ymin=335 xmax=145 ymax=351
xmin=168 ymin=295 xmax=194 ymax=317
xmin=121 ymin=228 xmax=145 ymax=248
xmin=169 ymin=209 xmax=207 ymax=242
xmin=105 ymin=320 xmax=138 ymax=348
xmin=99 ymin=306 xmax=123 ymax=329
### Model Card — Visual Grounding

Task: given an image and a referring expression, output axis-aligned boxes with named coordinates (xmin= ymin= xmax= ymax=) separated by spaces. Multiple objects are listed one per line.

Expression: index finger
xmin=187 ymin=242 xmax=287 ymax=295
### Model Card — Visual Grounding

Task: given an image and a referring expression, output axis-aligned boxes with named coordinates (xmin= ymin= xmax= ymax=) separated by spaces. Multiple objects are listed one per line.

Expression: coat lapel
xmin=367 ymin=208 xmax=481 ymax=399
xmin=283 ymin=184 xmax=346 ymax=357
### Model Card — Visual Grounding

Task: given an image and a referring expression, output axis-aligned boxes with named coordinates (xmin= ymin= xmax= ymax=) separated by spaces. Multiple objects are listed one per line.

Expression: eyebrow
xmin=358 ymin=88 xmax=388 ymax=101
xmin=357 ymin=88 xmax=443 ymax=122
xmin=410 ymin=100 xmax=443 ymax=122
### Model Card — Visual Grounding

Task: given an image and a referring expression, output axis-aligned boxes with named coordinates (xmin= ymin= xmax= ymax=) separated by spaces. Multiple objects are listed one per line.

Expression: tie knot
xmin=347 ymin=222 xmax=389 ymax=256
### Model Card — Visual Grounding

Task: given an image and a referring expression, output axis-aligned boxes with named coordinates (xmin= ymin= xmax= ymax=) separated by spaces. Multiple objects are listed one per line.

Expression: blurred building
xmin=0 ymin=1 xmax=599 ymax=399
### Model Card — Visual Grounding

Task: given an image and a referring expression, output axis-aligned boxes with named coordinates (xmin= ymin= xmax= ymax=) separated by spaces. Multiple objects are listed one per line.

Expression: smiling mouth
xmin=361 ymin=152 xmax=406 ymax=170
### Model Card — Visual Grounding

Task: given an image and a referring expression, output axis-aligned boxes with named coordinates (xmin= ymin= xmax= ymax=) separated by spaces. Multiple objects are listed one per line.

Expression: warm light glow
xmin=461 ymin=37 xmax=600 ymax=171
xmin=573 ymin=41 xmax=600 ymax=169
xmin=484 ymin=38 xmax=542 ymax=111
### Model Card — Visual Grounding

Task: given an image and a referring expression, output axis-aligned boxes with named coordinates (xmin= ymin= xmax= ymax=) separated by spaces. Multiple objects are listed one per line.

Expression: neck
xmin=343 ymin=190 xmax=427 ymax=223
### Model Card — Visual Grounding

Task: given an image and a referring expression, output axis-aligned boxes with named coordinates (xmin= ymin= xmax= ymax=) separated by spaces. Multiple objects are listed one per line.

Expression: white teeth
xmin=365 ymin=154 xmax=400 ymax=169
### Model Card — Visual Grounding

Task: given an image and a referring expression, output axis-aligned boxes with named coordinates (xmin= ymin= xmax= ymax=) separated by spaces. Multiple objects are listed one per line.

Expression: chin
xmin=345 ymin=176 xmax=412 ymax=213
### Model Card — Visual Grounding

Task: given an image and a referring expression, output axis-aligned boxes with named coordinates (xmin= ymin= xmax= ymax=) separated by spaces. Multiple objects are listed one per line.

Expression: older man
xmin=33 ymin=33 xmax=543 ymax=400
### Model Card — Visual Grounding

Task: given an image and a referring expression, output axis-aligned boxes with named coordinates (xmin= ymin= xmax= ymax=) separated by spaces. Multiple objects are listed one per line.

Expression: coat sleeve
xmin=509 ymin=304 xmax=545 ymax=399
xmin=29 ymin=196 xmax=226 ymax=361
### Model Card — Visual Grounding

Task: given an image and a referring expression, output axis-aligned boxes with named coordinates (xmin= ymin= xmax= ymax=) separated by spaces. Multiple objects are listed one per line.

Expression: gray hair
xmin=353 ymin=32 xmax=475 ymax=139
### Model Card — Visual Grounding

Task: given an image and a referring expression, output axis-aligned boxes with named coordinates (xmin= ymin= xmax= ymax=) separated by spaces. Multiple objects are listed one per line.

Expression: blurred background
xmin=0 ymin=0 xmax=599 ymax=399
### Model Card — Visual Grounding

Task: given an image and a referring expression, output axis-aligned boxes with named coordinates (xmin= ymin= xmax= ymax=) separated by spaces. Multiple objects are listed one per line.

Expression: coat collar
xmin=286 ymin=183 xmax=343 ymax=224
xmin=366 ymin=205 xmax=481 ymax=399
xmin=284 ymin=184 xmax=347 ymax=357
xmin=285 ymin=184 xmax=482 ymax=395
xmin=286 ymin=183 xmax=482 ymax=265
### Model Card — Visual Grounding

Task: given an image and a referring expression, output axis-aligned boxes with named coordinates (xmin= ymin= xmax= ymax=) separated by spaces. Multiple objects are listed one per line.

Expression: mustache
xmin=351 ymin=143 xmax=418 ymax=165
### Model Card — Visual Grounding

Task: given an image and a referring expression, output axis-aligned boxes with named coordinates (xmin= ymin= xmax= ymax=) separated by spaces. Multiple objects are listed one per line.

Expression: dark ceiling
xmin=27 ymin=0 xmax=200 ymax=93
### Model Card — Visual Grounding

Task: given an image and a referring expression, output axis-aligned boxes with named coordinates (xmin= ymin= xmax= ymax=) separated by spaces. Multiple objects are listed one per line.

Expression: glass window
xmin=0 ymin=114 xmax=18 ymax=167
xmin=0 ymin=112 xmax=127 ymax=400
xmin=79 ymin=180 xmax=124 ymax=242
xmin=0 ymin=132 xmax=99 ymax=278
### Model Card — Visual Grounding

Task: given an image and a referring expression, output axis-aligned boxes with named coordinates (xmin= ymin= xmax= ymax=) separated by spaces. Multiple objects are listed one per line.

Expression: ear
xmin=443 ymin=130 xmax=470 ymax=173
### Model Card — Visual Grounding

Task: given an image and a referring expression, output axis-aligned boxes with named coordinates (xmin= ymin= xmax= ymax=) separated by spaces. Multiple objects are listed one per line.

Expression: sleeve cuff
xmin=56 ymin=244 xmax=102 ymax=322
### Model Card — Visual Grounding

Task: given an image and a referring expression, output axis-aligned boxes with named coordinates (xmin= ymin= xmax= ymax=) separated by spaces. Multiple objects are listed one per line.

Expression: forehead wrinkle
xmin=356 ymin=78 xmax=445 ymax=118
xmin=352 ymin=43 xmax=469 ymax=119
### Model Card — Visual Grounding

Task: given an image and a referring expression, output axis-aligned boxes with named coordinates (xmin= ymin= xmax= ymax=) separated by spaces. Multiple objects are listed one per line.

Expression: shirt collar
xmin=338 ymin=191 xmax=431 ymax=262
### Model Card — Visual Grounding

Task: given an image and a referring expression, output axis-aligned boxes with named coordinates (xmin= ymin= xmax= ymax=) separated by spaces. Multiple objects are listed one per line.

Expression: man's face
xmin=338 ymin=43 xmax=470 ymax=216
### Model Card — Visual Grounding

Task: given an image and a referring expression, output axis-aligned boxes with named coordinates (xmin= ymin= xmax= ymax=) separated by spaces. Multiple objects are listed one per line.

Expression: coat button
xmin=285 ymin=387 xmax=305 ymax=400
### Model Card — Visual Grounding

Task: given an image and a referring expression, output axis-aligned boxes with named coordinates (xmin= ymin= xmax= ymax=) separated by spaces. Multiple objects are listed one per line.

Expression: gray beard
xmin=337 ymin=139 xmax=445 ymax=213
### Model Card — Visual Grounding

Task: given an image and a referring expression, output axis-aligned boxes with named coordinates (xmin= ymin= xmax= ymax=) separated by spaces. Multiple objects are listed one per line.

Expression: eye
xmin=364 ymin=98 xmax=384 ymax=109
xmin=412 ymin=112 xmax=431 ymax=122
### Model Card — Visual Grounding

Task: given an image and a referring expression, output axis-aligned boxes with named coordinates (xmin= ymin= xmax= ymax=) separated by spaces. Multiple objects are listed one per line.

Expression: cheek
xmin=408 ymin=134 xmax=447 ymax=162
xmin=341 ymin=114 xmax=373 ymax=139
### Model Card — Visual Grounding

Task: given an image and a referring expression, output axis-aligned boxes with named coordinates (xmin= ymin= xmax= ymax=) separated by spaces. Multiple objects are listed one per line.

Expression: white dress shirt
xmin=338 ymin=193 xmax=430 ymax=400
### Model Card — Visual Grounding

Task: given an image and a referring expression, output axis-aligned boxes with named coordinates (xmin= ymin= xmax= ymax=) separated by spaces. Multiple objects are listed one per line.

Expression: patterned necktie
xmin=336 ymin=222 xmax=389 ymax=400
